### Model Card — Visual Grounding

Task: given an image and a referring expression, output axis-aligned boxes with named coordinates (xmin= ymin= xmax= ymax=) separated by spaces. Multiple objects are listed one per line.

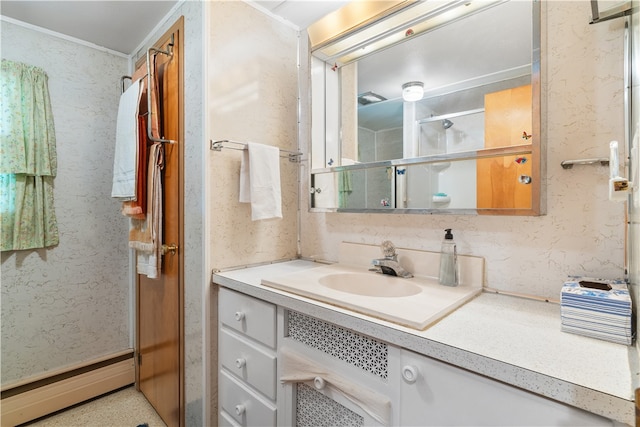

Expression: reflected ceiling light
xmin=402 ymin=81 xmax=424 ymax=102
xmin=358 ymin=91 xmax=387 ymax=105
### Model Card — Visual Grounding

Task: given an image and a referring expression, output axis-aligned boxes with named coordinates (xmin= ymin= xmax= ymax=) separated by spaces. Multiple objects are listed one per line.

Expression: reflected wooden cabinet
xmin=477 ymin=84 xmax=532 ymax=209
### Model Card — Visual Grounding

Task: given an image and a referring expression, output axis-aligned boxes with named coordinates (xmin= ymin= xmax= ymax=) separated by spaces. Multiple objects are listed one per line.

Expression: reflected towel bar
xmin=560 ymin=158 xmax=609 ymax=169
xmin=210 ymin=139 xmax=302 ymax=162
xmin=590 ymin=0 xmax=632 ymax=24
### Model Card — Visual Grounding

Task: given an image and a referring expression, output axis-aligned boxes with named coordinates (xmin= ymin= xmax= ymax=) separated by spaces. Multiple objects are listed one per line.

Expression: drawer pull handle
xmin=402 ymin=365 xmax=419 ymax=383
xmin=234 ymin=311 xmax=245 ymax=321
xmin=235 ymin=404 xmax=246 ymax=416
xmin=313 ymin=376 xmax=325 ymax=390
xmin=235 ymin=358 xmax=246 ymax=369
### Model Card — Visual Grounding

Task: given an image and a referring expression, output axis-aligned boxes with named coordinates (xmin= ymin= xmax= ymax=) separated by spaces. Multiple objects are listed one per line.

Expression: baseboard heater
xmin=0 ymin=350 xmax=135 ymax=427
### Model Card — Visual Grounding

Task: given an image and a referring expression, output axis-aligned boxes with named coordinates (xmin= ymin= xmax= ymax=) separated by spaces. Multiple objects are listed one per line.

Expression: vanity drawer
xmin=220 ymin=329 xmax=277 ymax=400
xmin=219 ymin=411 xmax=241 ymax=427
xmin=219 ymin=288 xmax=276 ymax=348
xmin=220 ymin=370 xmax=277 ymax=427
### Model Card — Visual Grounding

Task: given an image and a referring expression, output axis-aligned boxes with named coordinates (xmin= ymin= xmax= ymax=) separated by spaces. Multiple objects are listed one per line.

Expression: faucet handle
xmin=381 ymin=240 xmax=397 ymax=259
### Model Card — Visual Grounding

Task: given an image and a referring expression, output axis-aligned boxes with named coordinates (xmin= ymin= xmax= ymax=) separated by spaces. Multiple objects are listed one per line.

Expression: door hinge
xmin=137 ymin=353 xmax=142 ymax=365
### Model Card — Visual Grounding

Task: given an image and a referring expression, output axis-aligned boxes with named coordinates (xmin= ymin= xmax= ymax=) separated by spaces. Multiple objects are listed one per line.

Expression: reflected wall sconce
xmin=402 ymin=81 xmax=424 ymax=102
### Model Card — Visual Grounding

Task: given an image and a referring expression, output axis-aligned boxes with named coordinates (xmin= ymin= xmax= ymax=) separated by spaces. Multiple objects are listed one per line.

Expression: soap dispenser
xmin=439 ymin=229 xmax=458 ymax=286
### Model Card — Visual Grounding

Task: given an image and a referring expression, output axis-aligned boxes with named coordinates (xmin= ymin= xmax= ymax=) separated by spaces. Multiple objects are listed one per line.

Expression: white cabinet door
xmin=399 ymin=349 xmax=613 ymax=426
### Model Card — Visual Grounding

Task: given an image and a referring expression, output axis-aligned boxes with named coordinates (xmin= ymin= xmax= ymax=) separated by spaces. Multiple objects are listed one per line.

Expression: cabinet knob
xmin=235 ymin=358 xmax=246 ymax=369
xmin=402 ymin=365 xmax=419 ymax=383
xmin=234 ymin=311 xmax=245 ymax=321
xmin=235 ymin=404 xmax=246 ymax=416
xmin=313 ymin=376 xmax=325 ymax=390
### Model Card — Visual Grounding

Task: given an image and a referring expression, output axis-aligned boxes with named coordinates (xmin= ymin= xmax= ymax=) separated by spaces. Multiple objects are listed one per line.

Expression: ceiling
xmin=251 ymin=1 xmax=350 ymax=31
xmin=0 ymin=0 xmax=348 ymax=54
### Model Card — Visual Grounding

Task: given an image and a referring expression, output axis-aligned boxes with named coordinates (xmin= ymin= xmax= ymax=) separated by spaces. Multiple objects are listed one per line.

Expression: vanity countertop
xmin=213 ymin=259 xmax=637 ymax=425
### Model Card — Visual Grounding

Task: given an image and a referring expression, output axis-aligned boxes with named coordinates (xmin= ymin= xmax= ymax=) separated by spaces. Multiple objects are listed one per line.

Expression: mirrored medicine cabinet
xmin=308 ymin=0 xmax=543 ymax=215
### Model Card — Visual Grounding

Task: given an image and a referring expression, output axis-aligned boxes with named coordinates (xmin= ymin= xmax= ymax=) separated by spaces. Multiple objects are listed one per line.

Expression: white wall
xmin=300 ymin=1 xmax=627 ymax=301
xmin=205 ymin=4 xmax=299 ymax=423
xmin=207 ymin=1 xmax=300 ymax=269
xmin=0 ymin=21 xmax=130 ymax=384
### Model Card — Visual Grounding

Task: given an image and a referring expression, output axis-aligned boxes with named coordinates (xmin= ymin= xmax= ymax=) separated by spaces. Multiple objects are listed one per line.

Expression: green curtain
xmin=0 ymin=59 xmax=58 ymax=251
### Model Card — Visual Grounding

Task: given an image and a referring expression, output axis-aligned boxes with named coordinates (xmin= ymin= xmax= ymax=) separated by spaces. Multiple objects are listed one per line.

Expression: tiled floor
xmin=22 ymin=386 xmax=166 ymax=427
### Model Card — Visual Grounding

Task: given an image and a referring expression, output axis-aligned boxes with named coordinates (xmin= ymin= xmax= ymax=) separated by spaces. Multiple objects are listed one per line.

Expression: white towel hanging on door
xmin=111 ymin=79 xmax=142 ymax=200
xmin=239 ymin=142 xmax=282 ymax=221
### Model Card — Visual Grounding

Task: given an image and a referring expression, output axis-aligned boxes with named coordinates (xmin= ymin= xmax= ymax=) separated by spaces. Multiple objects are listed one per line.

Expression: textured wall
xmin=630 ymin=0 xmax=640 ymax=355
xmin=207 ymin=1 xmax=300 ymax=269
xmin=0 ymin=21 xmax=130 ymax=384
xmin=179 ymin=4 xmax=206 ymax=425
xmin=299 ymin=1 xmax=627 ymax=301
xmin=205 ymin=4 xmax=299 ymax=424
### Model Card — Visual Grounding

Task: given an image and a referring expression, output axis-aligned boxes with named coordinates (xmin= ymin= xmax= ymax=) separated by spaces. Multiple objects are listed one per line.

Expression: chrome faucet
xmin=371 ymin=240 xmax=413 ymax=278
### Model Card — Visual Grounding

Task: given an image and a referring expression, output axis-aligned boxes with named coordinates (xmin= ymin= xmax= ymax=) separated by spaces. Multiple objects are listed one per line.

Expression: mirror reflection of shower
xmin=436 ymin=119 xmax=454 ymax=158
xmin=441 ymin=119 xmax=455 ymax=154
xmin=406 ymin=107 xmax=485 ymax=209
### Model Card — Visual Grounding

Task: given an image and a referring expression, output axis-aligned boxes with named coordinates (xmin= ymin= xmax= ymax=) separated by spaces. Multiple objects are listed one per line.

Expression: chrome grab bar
xmin=560 ymin=158 xmax=609 ymax=169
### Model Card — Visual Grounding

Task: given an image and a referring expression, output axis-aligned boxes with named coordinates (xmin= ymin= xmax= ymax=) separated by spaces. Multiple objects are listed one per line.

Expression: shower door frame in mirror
xmin=308 ymin=0 xmax=544 ymax=216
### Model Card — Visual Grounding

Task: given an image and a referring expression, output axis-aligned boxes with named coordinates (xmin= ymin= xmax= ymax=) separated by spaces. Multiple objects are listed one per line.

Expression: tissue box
xmin=560 ymin=276 xmax=633 ymax=345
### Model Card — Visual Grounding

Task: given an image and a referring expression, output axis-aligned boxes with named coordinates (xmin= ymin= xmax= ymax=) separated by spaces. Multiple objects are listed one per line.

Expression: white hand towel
xmin=280 ymin=347 xmax=391 ymax=426
xmin=111 ymin=79 xmax=141 ymax=199
xmin=239 ymin=142 xmax=282 ymax=221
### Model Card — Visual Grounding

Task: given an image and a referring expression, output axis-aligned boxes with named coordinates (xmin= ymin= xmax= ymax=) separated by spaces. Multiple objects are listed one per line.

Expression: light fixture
xmin=310 ymin=1 xmax=503 ymax=65
xmin=402 ymin=81 xmax=424 ymax=102
xmin=358 ymin=91 xmax=387 ymax=105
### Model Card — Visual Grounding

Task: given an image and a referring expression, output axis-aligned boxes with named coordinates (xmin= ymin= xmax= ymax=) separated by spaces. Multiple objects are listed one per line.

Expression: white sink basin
xmin=261 ymin=263 xmax=482 ymax=330
xmin=319 ymin=273 xmax=422 ymax=297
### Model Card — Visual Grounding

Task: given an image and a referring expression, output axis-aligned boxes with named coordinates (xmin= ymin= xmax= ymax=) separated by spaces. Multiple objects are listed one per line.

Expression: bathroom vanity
xmin=213 ymin=254 xmax=634 ymax=426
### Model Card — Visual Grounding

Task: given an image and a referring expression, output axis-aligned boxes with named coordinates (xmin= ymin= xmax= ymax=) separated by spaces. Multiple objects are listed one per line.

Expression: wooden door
xmin=477 ymin=84 xmax=532 ymax=210
xmin=137 ymin=18 xmax=184 ymax=427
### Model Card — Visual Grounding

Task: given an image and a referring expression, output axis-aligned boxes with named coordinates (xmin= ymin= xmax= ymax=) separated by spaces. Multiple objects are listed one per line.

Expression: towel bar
xmin=120 ymin=75 xmax=132 ymax=93
xmin=118 ymin=37 xmax=176 ymax=145
xmin=146 ymin=42 xmax=176 ymax=145
xmin=560 ymin=158 xmax=609 ymax=169
xmin=210 ymin=139 xmax=302 ymax=162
